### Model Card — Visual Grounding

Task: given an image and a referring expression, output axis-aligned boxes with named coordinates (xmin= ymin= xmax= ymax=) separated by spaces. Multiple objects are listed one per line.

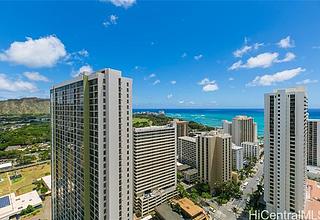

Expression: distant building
xmin=241 ymin=142 xmax=260 ymax=160
xmin=0 ymin=191 xmax=42 ymax=220
xmin=0 ymin=162 xmax=12 ymax=171
xmin=51 ymin=69 xmax=133 ymax=220
xmin=133 ymin=125 xmax=177 ymax=217
xmin=171 ymin=119 xmax=188 ymax=138
xmin=222 ymin=120 xmax=232 ymax=135
xmin=232 ymin=115 xmax=257 ymax=146
xmin=197 ymin=131 xmax=232 ymax=189
xmin=307 ymin=119 xmax=320 ymax=167
xmin=41 ymin=175 xmax=51 ymax=191
xmin=155 ymin=203 xmax=183 ymax=220
xmin=177 ymin=136 xmax=197 ymax=168
xmin=232 ymin=145 xmax=243 ymax=171
xmin=264 ymin=87 xmax=308 ymax=214
xmin=306 ymin=165 xmax=320 ymax=180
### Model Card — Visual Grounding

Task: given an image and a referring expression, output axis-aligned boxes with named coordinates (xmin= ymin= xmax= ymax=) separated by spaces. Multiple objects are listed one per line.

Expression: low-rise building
xmin=172 ymin=198 xmax=209 ymax=220
xmin=177 ymin=136 xmax=197 ymax=168
xmin=232 ymin=145 xmax=243 ymax=171
xmin=0 ymin=191 xmax=42 ymax=220
xmin=307 ymin=166 xmax=320 ymax=180
xmin=183 ymin=169 xmax=198 ymax=183
xmin=241 ymin=142 xmax=260 ymax=160
xmin=0 ymin=162 xmax=12 ymax=171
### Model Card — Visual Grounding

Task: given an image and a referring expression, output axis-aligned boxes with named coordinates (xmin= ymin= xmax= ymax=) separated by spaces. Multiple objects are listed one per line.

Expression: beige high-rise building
xmin=222 ymin=120 xmax=232 ymax=135
xmin=196 ymin=131 xmax=232 ymax=189
xmin=232 ymin=115 xmax=257 ymax=146
xmin=307 ymin=119 xmax=320 ymax=167
xmin=264 ymin=87 xmax=308 ymax=214
xmin=171 ymin=119 xmax=188 ymax=138
xmin=133 ymin=125 xmax=177 ymax=217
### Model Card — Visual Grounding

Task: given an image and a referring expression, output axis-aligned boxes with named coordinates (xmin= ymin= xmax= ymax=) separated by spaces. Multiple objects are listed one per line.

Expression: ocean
xmin=133 ymin=109 xmax=320 ymax=136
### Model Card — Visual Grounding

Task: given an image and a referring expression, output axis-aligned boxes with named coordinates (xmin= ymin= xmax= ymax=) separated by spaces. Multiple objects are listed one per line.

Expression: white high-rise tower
xmin=264 ymin=87 xmax=308 ymax=214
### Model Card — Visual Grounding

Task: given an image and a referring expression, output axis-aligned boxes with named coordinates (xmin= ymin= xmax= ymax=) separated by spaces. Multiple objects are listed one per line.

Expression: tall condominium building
xmin=171 ymin=119 xmax=189 ymax=138
xmin=232 ymin=145 xmax=243 ymax=171
xmin=307 ymin=119 xmax=320 ymax=167
xmin=241 ymin=142 xmax=260 ymax=160
xmin=133 ymin=125 xmax=177 ymax=217
xmin=222 ymin=120 xmax=232 ymax=135
xmin=232 ymin=115 xmax=257 ymax=146
xmin=51 ymin=69 xmax=133 ymax=220
xmin=197 ymin=131 xmax=232 ymax=189
xmin=177 ymin=136 xmax=197 ymax=168
xmin=264 ymin=87 xmax=308 ymax=214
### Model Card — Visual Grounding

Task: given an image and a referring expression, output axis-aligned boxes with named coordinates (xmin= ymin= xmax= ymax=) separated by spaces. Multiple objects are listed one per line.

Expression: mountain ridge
xmin=0 ymin=97 xmax=50 ymax=115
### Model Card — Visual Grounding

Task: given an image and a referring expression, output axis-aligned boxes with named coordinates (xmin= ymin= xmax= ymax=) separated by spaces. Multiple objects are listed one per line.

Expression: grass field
xmin=133 ymin=117 xmax=152 ymax=127
xmin=0 ymin=163 xmax=51 ymax=196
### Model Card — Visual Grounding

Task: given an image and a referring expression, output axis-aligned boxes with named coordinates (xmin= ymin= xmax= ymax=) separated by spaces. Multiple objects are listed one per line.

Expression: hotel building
xmin=51 ymin=68 xmax=133 ymax=220
xmin=197 ymin=131 xmax=232 ymax=189
xmin=232 ymin=115 xmax=257 ymax=146
xmin=177 ymin=136 xmax=197 ymax=168
xmin=133 ymin=125 xmax=177 ymax=217
xmin=307 ymin=119 xmax=320 ymax=167
xmin=222 ymin=120 xmax=232 ymax=135
xmin=264 ymin=87 xmax=308 ymax=214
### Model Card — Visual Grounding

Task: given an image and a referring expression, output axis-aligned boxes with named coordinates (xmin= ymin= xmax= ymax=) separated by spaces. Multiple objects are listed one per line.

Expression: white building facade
xmin=232 ymin=145 xmax=243 ymax=171
xmin=241 ymin=142 xmax=260 ymax=160
xmin=177 ymin=136 xmax=197 ymax=168
xmin=264 ymin=87 xmax=308 ymax=214
xmin=51 ymin=68 xmax=133 ymax=220
xmin=222 ymin=120 xmax=232 ymax=135
xmin=133 ymin=125 xmax=177 ymax=217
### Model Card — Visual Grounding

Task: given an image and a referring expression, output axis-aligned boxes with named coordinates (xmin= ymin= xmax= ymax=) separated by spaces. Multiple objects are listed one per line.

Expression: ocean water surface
xmin=134 ymin=109 xmax=320 ymax=136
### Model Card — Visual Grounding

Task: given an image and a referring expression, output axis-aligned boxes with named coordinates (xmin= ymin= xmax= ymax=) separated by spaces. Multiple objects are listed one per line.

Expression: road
xmin=207 ymin=159 xmax=264 ymax=220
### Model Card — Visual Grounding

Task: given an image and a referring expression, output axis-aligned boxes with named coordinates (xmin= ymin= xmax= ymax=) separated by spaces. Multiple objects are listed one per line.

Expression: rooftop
xmin=232 ymin=145 xmax=243 ymax=150
xmin=177 ymin=164 xmax=191 ymax=172
xmin=178 ymin=136 xmax=196 ymax=142
xmin=155 ymin=203 xmax=183 ymax=220
xmin=0 ymin=162 xmax=12 ymax=169
xmin=183 ymin=168 xmax=198 ymax=175
xmin=305 ymin=179 xmax=320 ymax=219
xmin=41 ymin=175 xmax=51 ymax=190
xmin=0 ymin=191 xmax=42 ymax=220
xmin=174 ymin=198 xmax=207 ymax=219
xmin=133 ymin=124 xmax=174 ymax=132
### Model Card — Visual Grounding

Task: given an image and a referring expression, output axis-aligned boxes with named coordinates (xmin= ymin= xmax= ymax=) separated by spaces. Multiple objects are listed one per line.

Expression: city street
xmin=207 ymin=160 xmax=264 ymax=220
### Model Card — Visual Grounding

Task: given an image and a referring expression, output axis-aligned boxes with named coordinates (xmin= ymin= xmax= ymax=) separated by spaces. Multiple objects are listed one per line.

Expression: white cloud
xmin=72 ymin=65 xmax=93 ymax=77
xmin=100 ymin=0 xmax=136 ymax=8
xmin=78 ymin=49 xmax=89 ymax=57
xmin=247 ymin=67 xmax=305 ymax=87
xmin=23 ymin=72 xmax=49 ymax=82
xmin=312 ymin=46 xmax=320 ymax=49
xmin=179 ymin=100 xmax=185 ymax=104
xmin=167 ymin=94 xmax=173 ymax=99
xmin=233 ymin=42 xmax=263 ymax=58
xmin=144 ymin=73 xmax=156 ymax=80
xmin=189 ymin=101 xmax=195 ymax=105
xmin=275 ymin=52 xmax=296 ymax=63
xmin=170 ymin=80 xmax=176 ymax=85
xmin=278 ymin=36 xmax=295 ymax=48
xmin=103 ymin=14 xmax=119 ymax=27
xmin=181 ymin=52 xmax=187 ymax=58
xmin=203 ymin=84 xmax=219 ymax=92
xmin=153 ymin=79 xmax=160 ymax=85
xmin=0 ymin=73 xmax=37 ymax=92
xmin=198 ymin=78 xmax=219 ymax=92
xmin=229 ymin=77 xmax=234 ymax=81
xmin=229 ymin=52 xmax=294 ymax=70
xmin=0 ymin=35 xmax=66 ymax=68
xmin=296 ymin=79 xmax=318 ymax=85
xmin=229 ymin=60 xmax=243 ymax=70
xmin=194 ymin=54 xmax=203 ymax=61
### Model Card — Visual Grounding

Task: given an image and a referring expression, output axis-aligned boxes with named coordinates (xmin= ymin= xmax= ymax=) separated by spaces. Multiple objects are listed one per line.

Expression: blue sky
xmin=0 ymin=1 xmax=320 ymax=108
